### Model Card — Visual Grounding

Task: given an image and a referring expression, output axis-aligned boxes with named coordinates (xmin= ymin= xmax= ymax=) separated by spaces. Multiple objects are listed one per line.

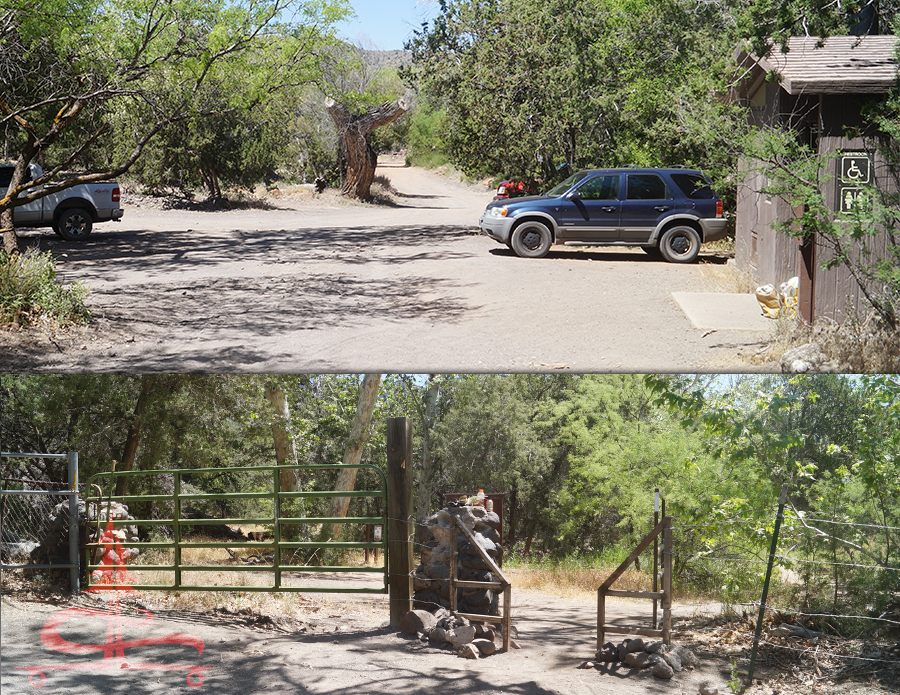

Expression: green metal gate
xmin=84 ymin=464 xmax=388 ymax=594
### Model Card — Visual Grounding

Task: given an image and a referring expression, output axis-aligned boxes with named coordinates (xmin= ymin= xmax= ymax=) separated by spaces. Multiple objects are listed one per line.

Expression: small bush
xmin=0 ymin=250 xmax=90 ymax=328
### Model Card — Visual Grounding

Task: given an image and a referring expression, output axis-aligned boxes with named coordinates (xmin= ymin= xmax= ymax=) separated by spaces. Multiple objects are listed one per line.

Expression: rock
xmin=474 ymin=624 xmax=495 ymax=642
xmin=413 ymin=575 xmax=439 ymax=591
xmin=626 ymin=638 xmax=646 ymax=653
xmin=780 ymin=343 xmax=828 ymax=373
xmin=578 ymin=661 xmax=595 ymax=669
xmin=508 ymin=637 xmax=520 ymax=649
xmin=459 ymin=554 xmax=491 ymax=571
xmin=675 ymin=646 xmax=699 ymax=668
xmin=617 ymin=640 xmax=631 ymax=662
xmin=624 ymin=651 xmax=654 ymax=669
xmin=429 ymin=627 xmax=450 ymax=644
xmin=699 ymin=682 xmax=719 ymax=695
xmin=457 ymin=643 xmax=480 ymax=659
xmin=472 ymin=638 xmax=496 ymax=655
xmin=433 ymin=607 xmax=451 ymax=621
xmin=400 ymin=609 xmax=437 ymax=635
xmin=462 ymin=588 xmax=493 ymax=607
xmin=424 ymin=563 xmax=451 ymax=580
xmin=447 ymin=625 xmax=476 ymax=646
xmin=646 ymin=641 xmax=668 ymax=654
xmin=652 ymin=658 xmax=675 ymax=679
xmin=474 ymin=524 xmax=501 ymax=543
xmin=663 ymin=649 xmax=682 ymax=672
xmin=413 ymin=591 xmax=446 ymax=611
xmin=596 ymin=642 xmax=618 ymax=662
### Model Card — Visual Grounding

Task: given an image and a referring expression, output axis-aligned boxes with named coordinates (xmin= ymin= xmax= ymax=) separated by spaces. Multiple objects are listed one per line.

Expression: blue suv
xmin=479 ymin=167 xmax=727 ymax=263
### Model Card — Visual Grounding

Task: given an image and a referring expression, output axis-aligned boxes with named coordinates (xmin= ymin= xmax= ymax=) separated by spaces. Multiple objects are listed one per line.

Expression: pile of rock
xmin=591 ymin=638 xmax=700 ymax=680
xmin=413 ymin=504 xmax=503 ymax=616
xmin=29 ymin=499 xmax=141 ymax=579
xmin=401 ymin=608 xmax=512 ymax=659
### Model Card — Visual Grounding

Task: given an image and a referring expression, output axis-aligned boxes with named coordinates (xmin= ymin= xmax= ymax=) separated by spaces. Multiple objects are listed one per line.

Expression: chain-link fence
xmin=1 ymin=452 xmax=80 ymax=592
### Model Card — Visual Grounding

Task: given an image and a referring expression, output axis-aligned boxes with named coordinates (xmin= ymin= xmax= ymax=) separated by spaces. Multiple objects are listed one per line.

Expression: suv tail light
xmin=112 ymin=187 xmax=120 ymax=203
xmin=716 ymin=200 xmax=723 ymax=217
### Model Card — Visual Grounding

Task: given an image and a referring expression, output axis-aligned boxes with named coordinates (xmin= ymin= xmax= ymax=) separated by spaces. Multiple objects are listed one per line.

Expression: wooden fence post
xmin=662 ymin=515 xmax=673 ymax=644
xmin=387 ymin=417 xmax=414 ymax=629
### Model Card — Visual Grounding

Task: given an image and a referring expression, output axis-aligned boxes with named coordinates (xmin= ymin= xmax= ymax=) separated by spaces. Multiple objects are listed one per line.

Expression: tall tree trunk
xmin=325 ymin=98 xmax=409 ymax=200
xmin=0 ymin=96 xmax=83 ymax=254
xmin=415 ymin=376 xmax=440 ymax=519
xmin=2 ymin=208 xmax=20 ymax=254
xmin=507 ymin=484 xmax=518 ymax=546
xmin=318 ymin=374 xmax=382 ymax=542
xmin=114 ymin=375 xmax=156 ymax=498
xmin=264 ymin=384 xmax=300 ymax=494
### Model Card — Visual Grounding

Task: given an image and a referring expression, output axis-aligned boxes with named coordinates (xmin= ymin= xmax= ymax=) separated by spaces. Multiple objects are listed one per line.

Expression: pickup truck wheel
xmin=54 ymin=208 xmax=93 ymax=241
xmin=659 ymin=225 xmax=701 ymax=263
xmin=510 ymin=221 xmax=552 ymax=258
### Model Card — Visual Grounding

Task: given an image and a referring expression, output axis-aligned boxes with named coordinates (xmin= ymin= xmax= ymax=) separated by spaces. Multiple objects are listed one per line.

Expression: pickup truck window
xmin=0 ymin=166 xmax=33 ymax=188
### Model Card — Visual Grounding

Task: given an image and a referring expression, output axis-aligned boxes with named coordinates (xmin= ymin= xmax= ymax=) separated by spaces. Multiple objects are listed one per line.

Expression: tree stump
xmin=325 ymin=97 xmax=409 ymax=200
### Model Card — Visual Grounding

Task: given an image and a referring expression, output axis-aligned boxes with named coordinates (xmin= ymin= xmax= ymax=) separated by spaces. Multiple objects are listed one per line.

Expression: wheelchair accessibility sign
xmin=838 ymin=151 xmax=873 ymax=214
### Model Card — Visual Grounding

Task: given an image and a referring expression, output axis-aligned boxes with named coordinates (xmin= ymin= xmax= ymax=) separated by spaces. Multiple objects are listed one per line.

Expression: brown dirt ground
xmin=2 ymin=572 xmax=896 ymax=695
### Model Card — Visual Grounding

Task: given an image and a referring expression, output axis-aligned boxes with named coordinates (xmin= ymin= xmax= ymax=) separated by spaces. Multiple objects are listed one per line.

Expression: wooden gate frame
xmin=597 ymin=515 xmax=672 ymax=649
xmin=448 ymin=515 xmax=512 ymax=651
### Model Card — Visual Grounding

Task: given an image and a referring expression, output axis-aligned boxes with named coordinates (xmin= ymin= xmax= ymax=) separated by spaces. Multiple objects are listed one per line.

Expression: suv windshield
xmin=544 ymin=172 xmax=591 ymax=197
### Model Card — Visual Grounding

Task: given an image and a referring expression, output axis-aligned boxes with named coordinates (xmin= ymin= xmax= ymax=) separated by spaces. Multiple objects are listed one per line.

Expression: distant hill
xmin=358 ymin=49 xmax=412 ymax=71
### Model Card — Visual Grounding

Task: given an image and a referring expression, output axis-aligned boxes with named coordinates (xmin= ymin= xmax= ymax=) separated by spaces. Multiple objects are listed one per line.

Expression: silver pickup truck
xmin=1 ymin=162 xmax=124 ymax=240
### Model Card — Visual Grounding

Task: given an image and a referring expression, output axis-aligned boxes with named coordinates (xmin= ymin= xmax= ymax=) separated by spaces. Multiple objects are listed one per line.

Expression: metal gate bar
xmin=1 ymin=452 xmax=80 ymax=593
xmin=84 ymin=463 xmax=388 ymax=594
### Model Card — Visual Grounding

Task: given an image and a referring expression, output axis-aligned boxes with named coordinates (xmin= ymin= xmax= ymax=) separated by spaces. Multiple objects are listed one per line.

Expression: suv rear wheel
xmin=659 ymin=225 xmax=701 ymax=263
xmin=511 ymin=221 xmax=552 ymax=258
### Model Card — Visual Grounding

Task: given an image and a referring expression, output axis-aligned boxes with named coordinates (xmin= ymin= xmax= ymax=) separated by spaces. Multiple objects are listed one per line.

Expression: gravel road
xmin=1 ymin=157 xmax=771 ymax=372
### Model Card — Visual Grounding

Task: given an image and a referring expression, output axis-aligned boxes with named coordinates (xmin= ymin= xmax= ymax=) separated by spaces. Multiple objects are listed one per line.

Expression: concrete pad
xmin=672 ymin=292 xmax=775 ymax=331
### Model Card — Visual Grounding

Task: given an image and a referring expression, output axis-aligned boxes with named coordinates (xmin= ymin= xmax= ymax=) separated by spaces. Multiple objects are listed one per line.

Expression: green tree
xmin=404 ymin=0 xmax=736 ymax=181
xmin=0 ymin=0 xmax=350 ymax=251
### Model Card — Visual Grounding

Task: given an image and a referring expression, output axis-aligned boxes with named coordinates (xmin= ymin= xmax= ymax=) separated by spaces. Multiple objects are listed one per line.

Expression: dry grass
xmin=505 ymin=564 xmax=699 ymax=603
xmin=97 ymin=534 xmax=386 ymax=620
xmin=700 ymin=257 xmax=761 ymax=295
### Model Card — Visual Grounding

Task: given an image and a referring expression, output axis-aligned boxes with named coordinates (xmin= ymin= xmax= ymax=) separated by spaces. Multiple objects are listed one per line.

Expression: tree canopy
xmin=0 ymin=0 xmax=351 ymax=250
xmin=4 ymin=373 xmax=899 ymax=629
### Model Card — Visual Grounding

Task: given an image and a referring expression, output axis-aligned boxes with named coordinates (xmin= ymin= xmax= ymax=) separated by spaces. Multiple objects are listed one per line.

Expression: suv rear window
xmin=626 ymin=174 xmax=667 ymax=200
xmin=670 ymin=173 xmax=715 ymax=200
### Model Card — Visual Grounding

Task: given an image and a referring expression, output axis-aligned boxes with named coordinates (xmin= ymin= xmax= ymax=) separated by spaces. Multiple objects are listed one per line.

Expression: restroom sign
xmin=837 ymin=151 xmax=874 ymax=214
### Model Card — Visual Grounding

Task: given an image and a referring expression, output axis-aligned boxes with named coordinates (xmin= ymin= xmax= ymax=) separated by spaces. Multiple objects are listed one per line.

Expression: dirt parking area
xmin=1 ymin=157 xmax=773 ymax=373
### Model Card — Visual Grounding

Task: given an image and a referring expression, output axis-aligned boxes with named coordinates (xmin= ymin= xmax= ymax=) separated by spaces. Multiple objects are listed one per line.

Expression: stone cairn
xmin=29 ymin=499 xmax=141 ymax=582
xmin=587 ymin=637 xmax=700 ymax=680
xmin=402 ymin=504 xmax=511 ymax=658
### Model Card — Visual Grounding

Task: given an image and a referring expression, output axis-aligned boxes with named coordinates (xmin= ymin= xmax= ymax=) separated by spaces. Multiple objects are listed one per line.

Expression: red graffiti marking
xmin=17 ymin=601 xmax=212 ymax=688
xmin=17 ymin=518 xmax=211 ymax=688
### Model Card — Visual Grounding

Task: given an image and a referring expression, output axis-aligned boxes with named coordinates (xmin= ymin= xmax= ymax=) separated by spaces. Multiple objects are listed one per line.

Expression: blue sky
xmin=337 ymin=0 xmax=438 ymax=50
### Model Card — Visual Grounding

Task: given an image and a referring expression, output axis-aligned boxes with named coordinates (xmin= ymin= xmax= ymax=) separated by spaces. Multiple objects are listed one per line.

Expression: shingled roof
xmin=735 ymin=35 xmax=899 ymax=95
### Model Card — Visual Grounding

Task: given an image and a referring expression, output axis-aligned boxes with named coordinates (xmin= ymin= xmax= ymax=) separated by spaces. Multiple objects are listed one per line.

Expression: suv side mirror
xmin=564 ymin=190 xmax=580 ymax=201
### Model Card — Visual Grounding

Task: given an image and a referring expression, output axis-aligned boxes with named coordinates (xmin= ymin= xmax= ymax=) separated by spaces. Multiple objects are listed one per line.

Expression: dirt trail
xmin=1 ymin=156 xmax=771 ymax=372
xmin=1 ymin=586 xmax=730 ymax=695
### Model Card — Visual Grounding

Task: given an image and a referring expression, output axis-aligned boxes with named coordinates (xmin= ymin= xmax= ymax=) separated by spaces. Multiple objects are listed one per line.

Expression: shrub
xmin=0 ymin=250 xmax=90 ymax=327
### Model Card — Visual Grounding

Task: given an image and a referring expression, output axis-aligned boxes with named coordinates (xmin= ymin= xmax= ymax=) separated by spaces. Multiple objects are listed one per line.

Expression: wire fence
xmin=0 ymin=477 xmax=72 ymax=567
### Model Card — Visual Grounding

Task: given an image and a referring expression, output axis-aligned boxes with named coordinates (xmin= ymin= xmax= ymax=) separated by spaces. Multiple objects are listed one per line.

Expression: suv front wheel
xmin=511 ymin=221 xmax=552 ymax=258
xmin=658 ymin=225 xmax=701 ymax=263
